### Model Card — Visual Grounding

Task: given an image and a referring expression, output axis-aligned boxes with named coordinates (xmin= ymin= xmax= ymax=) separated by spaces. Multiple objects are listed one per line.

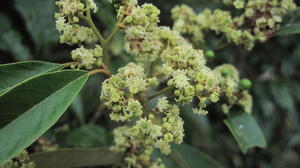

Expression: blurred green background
xmin=1 ymin=0 xmax=300 ymax=168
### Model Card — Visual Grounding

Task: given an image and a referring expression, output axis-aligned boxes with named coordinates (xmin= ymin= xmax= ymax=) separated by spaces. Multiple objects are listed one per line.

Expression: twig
xmin=62 ymin=62 xmax=78 ymax=67
xmin=147 ymin=86 xmax=174 ymax=100
xmin=81 ymin=7 xmax=105 ymax=46
xmin=88 ymin=69 xmax=110 ymax=76
xmin=213 ymin=35 xmax=229 ymax=51
xmin=105 ymin=14 xmax=125 ymax=43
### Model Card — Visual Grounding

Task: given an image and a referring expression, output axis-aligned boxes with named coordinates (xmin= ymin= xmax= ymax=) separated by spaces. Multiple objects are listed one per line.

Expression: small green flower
xmin=71 ymin=45 xmax=103 ymax=70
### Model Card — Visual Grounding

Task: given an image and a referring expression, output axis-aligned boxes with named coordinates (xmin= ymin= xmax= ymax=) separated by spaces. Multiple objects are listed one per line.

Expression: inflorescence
xmin=172 ymin=0 xmax=296 ymax=50
xmin=52 ymin=0 xmax=288 ymax=167
xmin=55 ymin=0 xmax=102 ymax=69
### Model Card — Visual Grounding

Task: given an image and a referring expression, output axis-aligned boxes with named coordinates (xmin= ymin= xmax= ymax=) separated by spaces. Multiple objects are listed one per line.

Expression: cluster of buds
xmin=161 ymin=45 xmax=221 ymax=114
xmin=54 ymin=0 xmax=258 ymax=167
xmin=124 ymin=4 xmax=187 ymax=64
xmin=101 ymin=1 xmax=256 ymax=167
xmin=213 ymin=64 xmax=253 ymax=113
xmin=100 ymin=63 xmax=158 ymax=121
xmin=110 ymin=97 xmax=183 ymax=168
xmin=55 ymin=0 xmax=103 ymax=69
xmin=71 ymin=45 xmax=103 ymax=70
xmin=101 ymin=1 xmax=255 ymax=167
xmin=172 ymin=0 xmax=297 ymax=50
xmin=55 ymin=0 xmax=98 ymax=45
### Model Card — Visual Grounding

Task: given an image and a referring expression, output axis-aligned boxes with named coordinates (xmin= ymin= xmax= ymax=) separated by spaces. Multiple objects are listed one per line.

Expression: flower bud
xmin=205 ymin=50 xmax=215 ymax=59
xmin=221 ymin=69 xmax=229 ymax=77
xmin=240 ymin=78 xmax=252 ymax=89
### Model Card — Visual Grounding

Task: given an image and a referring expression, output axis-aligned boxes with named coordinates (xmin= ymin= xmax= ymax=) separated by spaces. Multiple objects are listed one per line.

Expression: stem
xmin=213 ymin=42 xmax=229 ymax=51
xmin=80 ymin=1 xmax=127 ymax=71
xmin=147 ymin=86 xmax=174 ymax=100
xmin=62 ymin=62 xmax=78 ymax=67
xmin=80 ymin=8 xmax=111 ymax=68
xmin=147 ymin=61 xmax=155 ymax=77
xmin=105 ymin=14 xmax=125 ymax=43
xmin=83 ymin=8 xmax=105 ymax=45
xmin=213 ymin=36 xmax=229 ymax=51
xmin=81 ymin=6 xmax=125 ymax=69
xmin=88 ymin=69 xmax=110 ymax=76
xmin=103 ymin=13 xmax=125 ymax=66
xmin=102 ymin=42 xmax=110 ymax=68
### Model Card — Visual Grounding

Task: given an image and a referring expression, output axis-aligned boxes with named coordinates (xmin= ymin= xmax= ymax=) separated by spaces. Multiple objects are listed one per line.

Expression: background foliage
xmin=0 ymin=0 xmax=300 ymax=168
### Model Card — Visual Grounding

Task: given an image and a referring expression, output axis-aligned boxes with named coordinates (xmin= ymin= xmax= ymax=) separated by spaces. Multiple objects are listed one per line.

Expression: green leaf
xmin=71 ymin=74 xmax=104 ymax=117
xmin=169 ymin=144 xmax=224 ymax=168
xmin=30 ymin=148 xmax=122 ymax=168
xmin=66 ymin=125 xmax=111 ymax=148
xmin=277 ymin=8 xmax=300 ymax=36
xmin=277 ymin=23 xmax=300 ymax=35
xmin=0 ymin=14 xmax=32 ymax=61
xmin=0 ymin=61 xmax=62 ymax=95
xmin=0 ymin=70 xmax=88 ymax=165
xmin=224 ymin=111 xmax=267 ymax=153
xmin=70 ymin=94 xmax=85 ymax=123
xmin=270 ymin=82 xmax=295 ymax=113
xmin=14 ymin=0 xmax=59 ymax=52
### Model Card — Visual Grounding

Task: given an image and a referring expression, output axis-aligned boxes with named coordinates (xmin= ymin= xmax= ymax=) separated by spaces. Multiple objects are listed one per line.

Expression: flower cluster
xmin=124 ymin=4 xmax=161 ymax=31
xmin=103 ymin=2 xmax=256 ymax=166
xmin=171 ymin=5 xmax=204 ymax=46
xmin=55 ymin=0 xmax=98 ymax=45
xmin=213 ymin=64 xmax=253 ymax=113
xmin=55 ymin=16 xmax=96 ymax=45
xmin=111 ymin=97 xmax=183 ymax=168
xmin=100 ymin=63 xmax=158 ymax=121
xmin=0 ymin=151 xmax=35 ymax=168
xmin=71 ymin=45 xmax=103 ymax=70
xmin=54 ymin=0 xmax=258 ymax=167
xmin=172 ymin=0 xmax=297 ymax=50
xmin=161 ymin=46 xmax=221 ymax=115
xmin=124 ymin=4 xmax=187 ymax=63
xmin=55 ymin=0 xmax=103 ymax=69
xmin=125 ymin=26 xmax=186 ymax=63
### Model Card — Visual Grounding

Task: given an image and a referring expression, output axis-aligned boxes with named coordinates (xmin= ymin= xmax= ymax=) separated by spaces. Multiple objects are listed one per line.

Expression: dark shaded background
xmin=1 ymin=0 xmax=300 ymax=168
